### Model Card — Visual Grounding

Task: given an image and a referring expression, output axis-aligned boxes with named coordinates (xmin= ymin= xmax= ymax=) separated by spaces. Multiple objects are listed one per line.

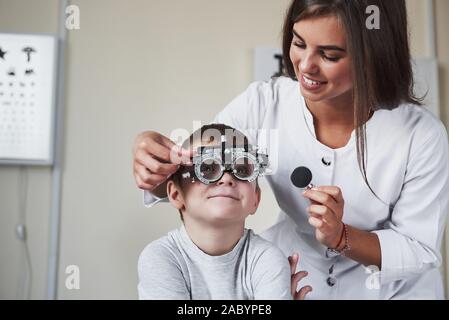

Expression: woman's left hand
xmin=302 ymin=186 xmax=345 ymax=249
xmin=288 ymin=253 xmax=312 ymax=300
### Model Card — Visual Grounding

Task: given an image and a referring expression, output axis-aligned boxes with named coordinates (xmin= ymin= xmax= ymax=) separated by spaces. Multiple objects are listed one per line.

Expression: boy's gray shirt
xmin=138 ymin=226 xmax=292 ymax=300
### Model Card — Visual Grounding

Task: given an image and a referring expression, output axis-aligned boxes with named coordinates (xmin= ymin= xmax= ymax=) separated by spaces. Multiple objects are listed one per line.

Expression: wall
xmin=435 ymin=0 xmax=449 ymax=296
xmin=0 ymin=0 xmax=59 ymax=299
xmin=0 ymin=0 xmax=447 ymax=299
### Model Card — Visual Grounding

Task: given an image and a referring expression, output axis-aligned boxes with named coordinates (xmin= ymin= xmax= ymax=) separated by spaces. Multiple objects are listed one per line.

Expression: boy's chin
xmin=204 ymin=208 xmax=248 ymax=223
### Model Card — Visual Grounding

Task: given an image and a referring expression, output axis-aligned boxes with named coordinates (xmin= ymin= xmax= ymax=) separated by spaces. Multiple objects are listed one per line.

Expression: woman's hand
xmin=133 ymin=131 xmax=193 ymax=196
xmin=288 ymin=253 xmax=312 ymax=300
xmin=302 ymin=186 xmax=345 ymax=249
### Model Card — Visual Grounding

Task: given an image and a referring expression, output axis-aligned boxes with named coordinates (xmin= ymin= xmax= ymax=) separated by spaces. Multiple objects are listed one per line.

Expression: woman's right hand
xmin=133 ymin=131 xmax=193 ymax=197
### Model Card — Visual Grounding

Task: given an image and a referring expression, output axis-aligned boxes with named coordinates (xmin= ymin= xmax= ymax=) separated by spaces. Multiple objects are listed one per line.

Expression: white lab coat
xmin=144 ymin=76 xmax=449 ymax=299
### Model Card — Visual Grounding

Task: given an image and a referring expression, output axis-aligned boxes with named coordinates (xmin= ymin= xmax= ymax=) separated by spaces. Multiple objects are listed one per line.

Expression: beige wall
xmin=0 ymin=0 xmax=59 ymax=299
xmin=435 ymin=0 xmax=449 ymax=297
xmin=0 ymin=0 xmax=447 ymax=299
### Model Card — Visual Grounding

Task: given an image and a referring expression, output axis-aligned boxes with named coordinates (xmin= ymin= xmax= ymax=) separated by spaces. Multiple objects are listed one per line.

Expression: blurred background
xmin=0 ymin=0 xmax=448 ymax=299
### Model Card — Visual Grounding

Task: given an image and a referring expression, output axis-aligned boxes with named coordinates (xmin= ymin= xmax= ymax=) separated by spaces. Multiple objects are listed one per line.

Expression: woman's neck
xmin=304 ymin=92 xmax=360 ymax=149
xmin=305 ymin=91 xmax=355 ymax=129
xmin=183 ymin=217 xmax=245 ymax=256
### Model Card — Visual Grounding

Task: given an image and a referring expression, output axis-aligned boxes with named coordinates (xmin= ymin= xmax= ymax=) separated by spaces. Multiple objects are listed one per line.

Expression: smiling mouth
xmin=208 ymin=195 xmax=240 ymax=201
xmin=300 ymin=74 xmax=328 ymax=91
xmin=302 ymin=74 xmax=327 ymax=85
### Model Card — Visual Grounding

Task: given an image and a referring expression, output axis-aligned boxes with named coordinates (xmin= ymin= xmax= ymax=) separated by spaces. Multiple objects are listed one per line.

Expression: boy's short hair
xmin=170 ymin=123 xmax=259 ymax=221
xmin=183 ymin=123 xmax=250 ymax=150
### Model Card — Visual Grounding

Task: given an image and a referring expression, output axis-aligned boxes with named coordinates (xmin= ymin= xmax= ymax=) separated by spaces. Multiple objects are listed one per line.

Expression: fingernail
xmin=173 ymin=145 xmax=181 ymax=153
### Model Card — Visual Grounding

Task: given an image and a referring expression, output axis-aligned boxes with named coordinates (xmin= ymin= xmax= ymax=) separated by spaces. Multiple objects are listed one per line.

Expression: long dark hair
xmin=282 ymin=0 xmax=423 ymax=203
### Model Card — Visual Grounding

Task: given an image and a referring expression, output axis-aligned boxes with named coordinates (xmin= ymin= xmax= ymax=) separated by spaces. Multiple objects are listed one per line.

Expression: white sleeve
xmin=252 ymin=246 xmax=292 ymax=300
xmin=143 ymin=190 xmax=168 ymax=208
xmin=372 ymin=121 xmax=449 ymax=285
xmin=213 ymin=79 xmax=274 ymax=145
xmin=142 ymin=79 xmax=275 ymax=207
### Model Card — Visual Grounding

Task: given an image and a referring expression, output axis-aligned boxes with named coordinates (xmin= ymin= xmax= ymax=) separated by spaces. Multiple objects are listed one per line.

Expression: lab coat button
xmin=326 ymin=276 xmax=336 ymax=287
xmin=322 ymin=157 xmax=332 ymax=166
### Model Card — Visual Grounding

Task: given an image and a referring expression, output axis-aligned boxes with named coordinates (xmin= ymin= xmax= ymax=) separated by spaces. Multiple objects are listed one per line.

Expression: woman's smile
xmin=300 ymin=74 xmax=328 ymax=91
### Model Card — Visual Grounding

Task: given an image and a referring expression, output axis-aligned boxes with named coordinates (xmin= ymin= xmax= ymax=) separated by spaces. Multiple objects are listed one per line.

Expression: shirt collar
xmin=300 ymin=95 xmax=379 ymax=149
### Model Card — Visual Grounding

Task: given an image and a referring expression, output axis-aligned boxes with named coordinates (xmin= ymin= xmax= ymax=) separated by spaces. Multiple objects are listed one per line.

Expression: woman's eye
xmin=293 ymin=43 xmax=341 ymax=62
xmin=293 ymin=42 xmax=306 ymax=49
xmin=324 ymin=56 xmax=341 ymax=62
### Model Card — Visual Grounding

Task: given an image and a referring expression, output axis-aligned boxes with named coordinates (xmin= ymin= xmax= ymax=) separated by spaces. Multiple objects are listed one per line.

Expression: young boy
xmin=137 ymin=124 xmax=292 ymax=300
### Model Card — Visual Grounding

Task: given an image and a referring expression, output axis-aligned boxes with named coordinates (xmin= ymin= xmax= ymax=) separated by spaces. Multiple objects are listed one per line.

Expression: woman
xmin=133 ymin=0 xmax=449 ymax=299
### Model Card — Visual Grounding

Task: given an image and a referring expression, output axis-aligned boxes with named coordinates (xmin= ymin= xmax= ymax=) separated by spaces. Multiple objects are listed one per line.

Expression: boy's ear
xmin=167 ymin=180 xmax=185 ymax=211
xmin=249 ymin=185 xmax=261 ymax=216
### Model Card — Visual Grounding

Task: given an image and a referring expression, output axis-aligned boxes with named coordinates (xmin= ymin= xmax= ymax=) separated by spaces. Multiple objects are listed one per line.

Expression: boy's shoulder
xmin=138 ymin=228 xmax=288 ymax=268
xmin=246 ymin=229 xmax=291 ymax=298
xmin=138 ymin=228 xmax=184 ymax=266
xmin=246 ymin=229 xmax=288 ymax=262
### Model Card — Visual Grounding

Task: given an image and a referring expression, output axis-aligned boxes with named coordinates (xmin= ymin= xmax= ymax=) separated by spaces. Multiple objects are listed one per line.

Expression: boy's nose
xmin=217 ymin=172 xmax=236 ymax=186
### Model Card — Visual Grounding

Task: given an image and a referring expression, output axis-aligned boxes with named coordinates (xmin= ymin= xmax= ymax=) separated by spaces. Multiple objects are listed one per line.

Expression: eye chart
xmin=0 ymin=33 xmax=57 ymax=165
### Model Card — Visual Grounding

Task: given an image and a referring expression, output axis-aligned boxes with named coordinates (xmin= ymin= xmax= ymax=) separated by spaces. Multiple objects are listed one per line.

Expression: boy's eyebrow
xmin=292 ymin=29 xmax=346 ymax=52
